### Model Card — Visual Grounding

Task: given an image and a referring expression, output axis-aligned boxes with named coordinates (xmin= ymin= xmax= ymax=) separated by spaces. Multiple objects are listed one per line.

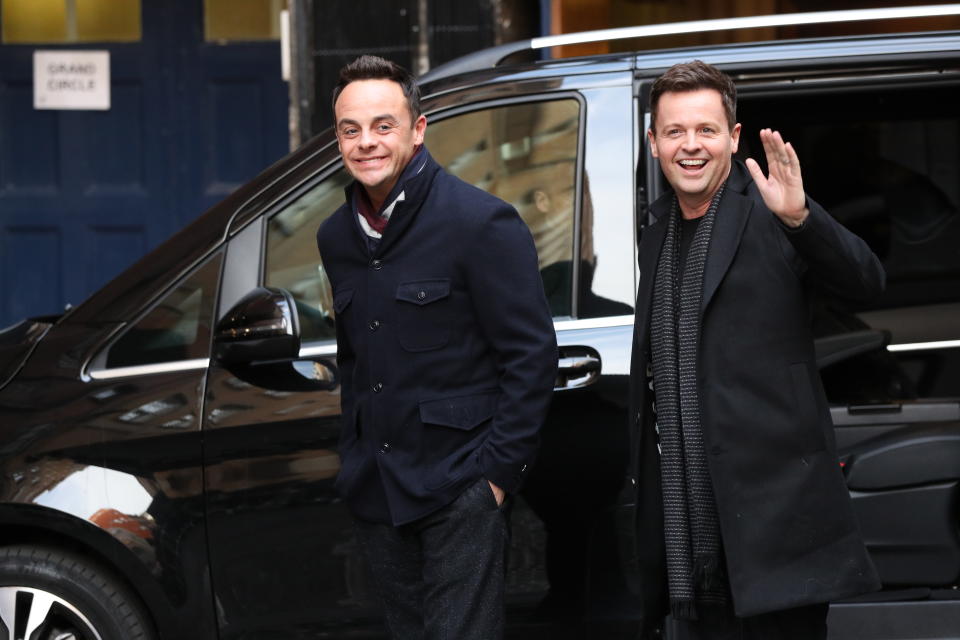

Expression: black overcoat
xmin=628 ymin=160 xmax=884 ymax=617
xmin=317 ymin=149 xmax=558 ymax=527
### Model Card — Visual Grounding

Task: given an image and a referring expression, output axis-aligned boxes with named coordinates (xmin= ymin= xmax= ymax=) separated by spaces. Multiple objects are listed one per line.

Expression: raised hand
xmin=745 ymin=128 xmax=809 ymax=228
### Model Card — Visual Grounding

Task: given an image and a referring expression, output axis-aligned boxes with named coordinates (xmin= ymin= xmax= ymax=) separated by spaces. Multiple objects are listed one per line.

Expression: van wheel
xmin=0 ymin=545 xmax=153 ymax=640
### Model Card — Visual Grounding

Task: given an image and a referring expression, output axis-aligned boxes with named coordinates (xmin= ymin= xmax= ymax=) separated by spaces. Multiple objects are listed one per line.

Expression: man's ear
xmin=730 ymin=122 xmax=742 ymax=154
xmin=647 ymin=129 xmax=659 ymax=158
xmin=534 ymin=189 xmax=550 ymax=214
xmin=413 ymin=115 xmax=427 ymax=145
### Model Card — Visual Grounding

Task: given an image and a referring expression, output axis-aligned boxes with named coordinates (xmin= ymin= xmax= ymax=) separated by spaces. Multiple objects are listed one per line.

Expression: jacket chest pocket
xmin=334 ymin=287 xmax=367 ymax=345
xmin=396 ymin=279 xmax=451 ymax=352
xmin=333 ymin=288 xmax=354 ymax=314
xmin=333 ymin=288 xmax=355 ymax=327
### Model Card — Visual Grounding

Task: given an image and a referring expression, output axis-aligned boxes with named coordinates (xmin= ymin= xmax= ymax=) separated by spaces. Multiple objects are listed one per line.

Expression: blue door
xmin=0 ymin=2 xmax=288 ymax=327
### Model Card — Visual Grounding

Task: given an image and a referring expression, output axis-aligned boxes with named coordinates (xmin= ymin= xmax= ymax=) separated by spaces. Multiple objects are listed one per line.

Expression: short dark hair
xmin=649 ymin=60 xmax=737 ymax=132
xmin=332 ymin=55 xmax=421 ymax=122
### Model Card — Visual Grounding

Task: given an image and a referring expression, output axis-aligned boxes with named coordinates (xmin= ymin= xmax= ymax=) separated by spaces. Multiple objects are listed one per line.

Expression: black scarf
xmin=650 ymin=183 xmax=728 ymax=620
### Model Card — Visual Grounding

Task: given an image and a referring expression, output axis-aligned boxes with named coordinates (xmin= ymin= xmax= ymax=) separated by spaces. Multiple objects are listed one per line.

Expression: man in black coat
xmin=629 ymin=60 xmax=883 ymax=639
xmin=316 ymin=55 xmax=557 ymax=640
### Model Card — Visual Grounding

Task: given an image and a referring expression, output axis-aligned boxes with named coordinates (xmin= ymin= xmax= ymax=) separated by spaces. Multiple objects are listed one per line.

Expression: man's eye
xmin=377 ymin=124 xmax=393 ymax=132
xmin=667 ymin=129 xmax=682 ymax=137
xmin=701 ymin=127 xmax=716 ymax=134
xmin=342 ymin=128 xmax=358 ymax=136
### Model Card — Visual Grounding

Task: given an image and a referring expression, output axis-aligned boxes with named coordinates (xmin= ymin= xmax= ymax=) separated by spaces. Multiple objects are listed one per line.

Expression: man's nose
xmin=681 ymin=130 xmax=700 ymax=149
xmin=358 ymin=128 xmax=377 ymax=148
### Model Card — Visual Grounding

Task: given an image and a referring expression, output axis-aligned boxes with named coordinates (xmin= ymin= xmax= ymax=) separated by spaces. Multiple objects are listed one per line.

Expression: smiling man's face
xmin=648 ymin=88 xmax=741 ymax=217
xmin=335 ymin=78 xmax=426 ymax=209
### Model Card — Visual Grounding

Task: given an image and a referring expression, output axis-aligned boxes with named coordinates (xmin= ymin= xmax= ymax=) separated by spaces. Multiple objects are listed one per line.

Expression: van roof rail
xmin=420 ymin=3 xmax=960 ymax=84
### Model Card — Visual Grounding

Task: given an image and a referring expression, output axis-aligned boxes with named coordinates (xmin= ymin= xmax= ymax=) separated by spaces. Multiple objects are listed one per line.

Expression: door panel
xmin=183 ymin=39 xmax=289 ymax=228
xmin=0 ymin=36 xmax=168 ymax=323
xmin=0 ymin=2 xmax=289 ymax=326
xmin=1 ymin=224 xmax=62 ymax=321
xmin=202 ymin=363 xmax=379 ymax=638
xmin=0 ymin=81 xmax=59 ymax=191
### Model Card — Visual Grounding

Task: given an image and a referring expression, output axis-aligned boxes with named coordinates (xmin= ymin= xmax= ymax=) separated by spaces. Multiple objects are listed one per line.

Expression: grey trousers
xmin=355 ymin=477 xmax=510 ymax=640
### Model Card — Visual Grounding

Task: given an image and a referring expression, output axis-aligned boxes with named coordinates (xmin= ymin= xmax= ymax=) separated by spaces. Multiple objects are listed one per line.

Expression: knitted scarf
xmin=650 ymin=183 xmax=728 ymax=620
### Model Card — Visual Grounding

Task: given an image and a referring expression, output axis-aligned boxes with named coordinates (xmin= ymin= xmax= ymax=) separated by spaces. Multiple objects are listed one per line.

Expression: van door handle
xmin=555 ymin=346 xmax=601 ymax=390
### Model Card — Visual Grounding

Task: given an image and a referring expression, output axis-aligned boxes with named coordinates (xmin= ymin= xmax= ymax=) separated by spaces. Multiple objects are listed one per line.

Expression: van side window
xmin=426 ymin=99 xmax=581 ymax=318
xmin=106 ymin=251 xmax=223 ymax=368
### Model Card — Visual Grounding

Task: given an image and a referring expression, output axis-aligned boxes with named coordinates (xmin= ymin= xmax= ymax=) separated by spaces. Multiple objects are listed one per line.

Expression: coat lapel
xmin=701 ymin=161 xmax=754 ymax=313
xmin=337 ymin=182 xmax=370 ymax=257
xmin=634 ymin=201 xmax=670 ymax=354
xmin=375 ymin=151 xmax=440 ymax=257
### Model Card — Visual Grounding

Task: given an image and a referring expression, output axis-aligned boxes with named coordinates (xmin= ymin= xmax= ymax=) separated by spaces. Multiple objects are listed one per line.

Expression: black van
xmin=1 ymin=5 xmax=959 ymax=639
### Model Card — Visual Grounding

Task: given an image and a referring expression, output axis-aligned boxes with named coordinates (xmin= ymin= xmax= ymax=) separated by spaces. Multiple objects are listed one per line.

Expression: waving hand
xmin=745 ymin=129 xmax=809 ymax=228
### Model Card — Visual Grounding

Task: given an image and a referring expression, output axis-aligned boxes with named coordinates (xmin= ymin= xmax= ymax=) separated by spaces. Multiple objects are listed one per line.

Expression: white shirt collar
xmin=357 ymin=190 xmax=405 ymax=239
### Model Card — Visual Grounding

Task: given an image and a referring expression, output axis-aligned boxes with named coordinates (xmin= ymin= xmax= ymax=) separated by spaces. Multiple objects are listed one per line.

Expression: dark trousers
xmin=667 ymin=601 xmax=829 ymax=640
xmin=355 ymin=477 xmax=510 ymax=640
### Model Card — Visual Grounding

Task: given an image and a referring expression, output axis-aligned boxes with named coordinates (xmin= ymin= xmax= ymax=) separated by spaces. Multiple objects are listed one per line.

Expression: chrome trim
xmin=299 ymin=343 xmax=338 ymax=357
xmin=554 ymin=315 xmax=634 ymax=331
xmin=85 ymin=330 xmax=952 ymax=378
xmin=89 ymin=358 xmax=209 ymax=380
xmin=888 ymin=340 xmax=960 ymax=352
xmin=532 ymin=5 xmax=960 ymax=51
xmin=88 ymin=343 xmax=342 ymax=378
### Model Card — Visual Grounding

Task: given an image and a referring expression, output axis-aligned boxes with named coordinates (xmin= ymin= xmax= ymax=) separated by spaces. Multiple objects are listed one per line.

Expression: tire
xmin=0 ymin=545 xmax=154 ymax=640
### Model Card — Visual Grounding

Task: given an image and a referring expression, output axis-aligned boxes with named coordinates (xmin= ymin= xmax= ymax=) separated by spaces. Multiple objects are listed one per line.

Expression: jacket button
xmin=372 ymin=382 xmax=383 ymax=393
xmin=371 ymin=259 xmax=383 ymax=270
xmin=369 ymin=319 xmax=380 ymax=331
xmin=417 ymin=290 xmax=426 ymax=300
xmin=379 ymin=442 xmax=391 ymax=454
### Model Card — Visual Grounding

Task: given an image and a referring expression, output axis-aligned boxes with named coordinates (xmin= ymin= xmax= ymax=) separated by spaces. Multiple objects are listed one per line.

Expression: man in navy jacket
xmin=316 ymin=55 xmax=557 ymax=639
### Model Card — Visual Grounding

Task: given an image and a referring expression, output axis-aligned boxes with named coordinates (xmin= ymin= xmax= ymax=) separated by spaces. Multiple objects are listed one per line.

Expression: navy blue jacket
xmin=317 ymin=149 xmax=558 ymax=526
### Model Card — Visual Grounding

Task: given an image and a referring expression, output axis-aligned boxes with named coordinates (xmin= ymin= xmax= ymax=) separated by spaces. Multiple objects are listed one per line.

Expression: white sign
xmin=34 ymin=50 xmax=110 ymax=110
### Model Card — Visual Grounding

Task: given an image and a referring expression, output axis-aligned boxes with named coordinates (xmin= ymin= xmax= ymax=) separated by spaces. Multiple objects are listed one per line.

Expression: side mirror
xmin=213 ymin=287 xmax=339 ymax=392
xmin=214 ymin=287 xmax=300 ymax=365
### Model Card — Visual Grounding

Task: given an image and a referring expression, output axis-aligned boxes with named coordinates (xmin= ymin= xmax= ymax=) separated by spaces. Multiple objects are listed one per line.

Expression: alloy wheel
xmin=0 ymin=586 xmax=102 ymax=640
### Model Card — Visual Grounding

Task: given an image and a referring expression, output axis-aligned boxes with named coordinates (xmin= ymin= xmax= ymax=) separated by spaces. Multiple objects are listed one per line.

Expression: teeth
xmin=679 ymin=159 xmax=705 ymax=167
